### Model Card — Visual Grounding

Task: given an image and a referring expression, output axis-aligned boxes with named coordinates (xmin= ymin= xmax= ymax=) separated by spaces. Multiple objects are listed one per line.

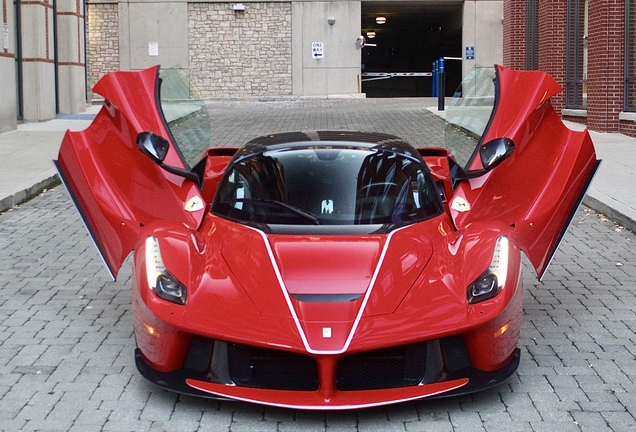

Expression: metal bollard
xmin=437 ymin=57 xmax=445 ymax=111
xmin=432 ymin=60 xmax=438 ymax=97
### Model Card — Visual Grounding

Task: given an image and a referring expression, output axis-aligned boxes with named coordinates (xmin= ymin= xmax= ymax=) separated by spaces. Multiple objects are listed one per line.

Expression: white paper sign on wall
xmin=149 ymin=42 xmax=159 ymax=57
xmin=3 ymin=24 xmax=9 ymax=50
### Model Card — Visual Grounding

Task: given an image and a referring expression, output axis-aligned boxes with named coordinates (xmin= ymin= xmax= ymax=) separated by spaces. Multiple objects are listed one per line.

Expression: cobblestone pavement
xmin=1 ymin=99 xmax=636 ymax=431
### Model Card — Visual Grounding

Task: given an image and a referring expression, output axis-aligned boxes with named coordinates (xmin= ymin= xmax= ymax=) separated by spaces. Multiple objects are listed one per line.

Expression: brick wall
xmin=502 ymin=0 xmax=527 ymax=70
xmin=503 ymin=0 xmax=636 ymax=137
xmin=86 ymin=3 xmax=119 ymax=101
xmin=627 ymin=2 xmax=636 ymax=111
xmin=188 ymin=3 xmax=292 ymax=98
xmin=503 ymin=0 xmax=569 ymax=111
xmin=620 ymin=120 xmax=636 ymax=136
xmin=587 ymin=0 xmax=625 ymax=132
xmin=536 ymin=0 xmax=568 ymax=112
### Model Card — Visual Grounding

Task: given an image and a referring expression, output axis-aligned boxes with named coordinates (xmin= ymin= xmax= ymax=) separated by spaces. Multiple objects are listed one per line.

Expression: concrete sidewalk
xmin=577 ymin=127 xmax=636 ymax=231
xmin=0 ymin=106 xmax=97 ymax=213
xmin=1 ymin=101 xmax=635 ymax=234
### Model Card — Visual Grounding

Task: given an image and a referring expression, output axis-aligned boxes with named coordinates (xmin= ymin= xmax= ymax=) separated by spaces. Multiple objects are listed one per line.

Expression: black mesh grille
xmin=336 ymin=342 xmax=428 ymax=391
xmin=228 ymin=343 xmax=319 ymax=391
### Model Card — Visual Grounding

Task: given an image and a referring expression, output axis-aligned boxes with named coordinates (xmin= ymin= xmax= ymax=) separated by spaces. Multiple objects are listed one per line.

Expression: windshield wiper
xmin=221 ymin=198 xmax=320 ymax=225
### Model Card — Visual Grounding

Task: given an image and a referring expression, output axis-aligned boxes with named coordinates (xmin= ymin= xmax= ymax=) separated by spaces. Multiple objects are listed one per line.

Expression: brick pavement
xmin=1 ymin=99 xmax=635 ymax=431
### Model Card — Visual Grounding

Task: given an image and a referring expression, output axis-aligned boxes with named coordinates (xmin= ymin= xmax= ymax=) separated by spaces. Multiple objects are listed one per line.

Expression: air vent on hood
xmin=291 ymin=293 xmax=362 ymax=303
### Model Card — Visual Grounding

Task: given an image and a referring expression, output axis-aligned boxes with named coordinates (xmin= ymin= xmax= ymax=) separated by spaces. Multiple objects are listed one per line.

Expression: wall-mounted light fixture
xmin=233 ymin=3 xmax=245 ymax=12
xmin=367 ymin=32 xmax=376 ymax=39
xmin=376 ymin=16 xmax=386 ymax=24
xmin=327 ymin=16 xmax=336 ymax=25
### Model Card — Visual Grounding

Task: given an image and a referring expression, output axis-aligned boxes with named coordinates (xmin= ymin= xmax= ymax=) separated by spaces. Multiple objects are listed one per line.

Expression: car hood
xmin=219 ymin=221 xmax=437 ymax=353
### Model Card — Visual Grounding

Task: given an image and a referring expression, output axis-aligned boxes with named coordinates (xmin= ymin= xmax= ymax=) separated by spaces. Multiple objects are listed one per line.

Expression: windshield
xmin=159 ymin=68 xmax=211 ymax=167
xmin=212 ymin=145 xmax=443 ymax=233
xmin=444 ymin=66 xmax=497 ymax=169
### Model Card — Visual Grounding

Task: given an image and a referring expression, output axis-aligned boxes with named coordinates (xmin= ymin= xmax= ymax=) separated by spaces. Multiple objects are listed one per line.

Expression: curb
xmin=583 ymin=194 xmax=636 ymax=233
xmin=0 ymin=105 xmax=186 ymax=215
xmin=0 ymin=173 xmax=61 ymax=214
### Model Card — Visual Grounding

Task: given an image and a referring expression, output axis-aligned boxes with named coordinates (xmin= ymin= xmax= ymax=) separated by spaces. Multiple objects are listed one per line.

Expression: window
xmin=626 ymin=0 xmax=636 ymax=111
xmin=212 ymin=145 xmax=443 ymax=232
xmin=444 ymin=66 xmax=496 ymax=169
xmin=526 ymin=0 xmax=538 ymax=71
xmin=566 ymin=0 xmax=588 ymax=109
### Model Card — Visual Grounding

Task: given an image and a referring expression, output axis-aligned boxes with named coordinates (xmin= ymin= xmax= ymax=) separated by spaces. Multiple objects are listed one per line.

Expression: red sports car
xmin=55 ymin=65 xmax=599 ymax=409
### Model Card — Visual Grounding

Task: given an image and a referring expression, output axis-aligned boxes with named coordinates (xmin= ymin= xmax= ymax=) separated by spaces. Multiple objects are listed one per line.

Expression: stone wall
xmin=188 ymin=3 xmax=292 ymax=98
xmin=87 ymin=3 xmax=119 ymax=100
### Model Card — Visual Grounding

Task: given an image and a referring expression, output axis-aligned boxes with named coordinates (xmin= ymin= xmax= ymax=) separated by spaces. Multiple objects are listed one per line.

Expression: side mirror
xmin=479 ymin=137 xmax=515 ymax=171
xmin=136 ymin=132 xmax=169 ymax=163
xmin=452 ymin=137 xmax=515 ymax=184
xmin=135 ymin=132 xmax=200 ymax=184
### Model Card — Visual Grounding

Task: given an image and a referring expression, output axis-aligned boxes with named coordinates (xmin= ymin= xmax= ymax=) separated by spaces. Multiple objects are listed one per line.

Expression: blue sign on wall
xmin=465 ymin=46 xmax=475 ymax=60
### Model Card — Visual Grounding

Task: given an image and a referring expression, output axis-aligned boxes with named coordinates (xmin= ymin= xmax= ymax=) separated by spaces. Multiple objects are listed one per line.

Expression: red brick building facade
xmin=503 ymin=0 xmax=636 ymax=137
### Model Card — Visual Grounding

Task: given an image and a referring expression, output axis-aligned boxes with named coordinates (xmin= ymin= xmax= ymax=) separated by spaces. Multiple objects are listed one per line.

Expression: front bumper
xmin=135 ymin=335 xmax=520 ymax=409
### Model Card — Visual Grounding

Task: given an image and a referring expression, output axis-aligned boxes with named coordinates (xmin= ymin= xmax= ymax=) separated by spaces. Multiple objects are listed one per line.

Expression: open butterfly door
xmin=446 ymin=65 xmax=599 ymax=280
xmin=54 ymin=66 xmax=206 ymax=279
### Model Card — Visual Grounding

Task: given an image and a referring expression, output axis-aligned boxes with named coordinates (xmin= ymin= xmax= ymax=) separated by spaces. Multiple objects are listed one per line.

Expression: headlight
xmin=467 ymin=236 xmax=508 ymax=304
xmin=145 ymin=236 xmax=187 ymax=305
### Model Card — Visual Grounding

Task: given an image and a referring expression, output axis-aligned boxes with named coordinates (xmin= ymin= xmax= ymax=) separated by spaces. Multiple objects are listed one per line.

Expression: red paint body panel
xmin=271 ymin=238 xmax=381 ymax=295
xmin=421 ymin=150 xmax=454 ymax=203
xmin=56 ymin=65 xmax=598 ymax=409
xmin=466 ymin=67 xmax=563 ymax=172
xmin=91 ymin=67 xmax=187 ymax=169
xmin=200 ymin=148 xmax=237 ymax=203
xmin=130 ymin=215 xmax=521 ymax=364
xmin=464 ymin=268 xmax=524 ymax=371
xmin=451 ymin=66 xmax=598 ymax=278
xmin=55 ymin=67 xmax=205 ymax=278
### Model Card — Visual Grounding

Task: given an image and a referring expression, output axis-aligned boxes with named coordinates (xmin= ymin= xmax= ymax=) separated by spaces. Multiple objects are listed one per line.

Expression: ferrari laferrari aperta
xmin=55 ymin=65 xmax=599 ymax=409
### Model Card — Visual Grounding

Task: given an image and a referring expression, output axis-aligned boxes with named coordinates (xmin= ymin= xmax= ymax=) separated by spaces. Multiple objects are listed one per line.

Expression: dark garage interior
xmin=361 ymin=1 xmax=463 ymax=97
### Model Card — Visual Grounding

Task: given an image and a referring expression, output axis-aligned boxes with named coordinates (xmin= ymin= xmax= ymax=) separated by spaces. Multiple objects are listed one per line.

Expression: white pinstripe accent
xmin=186 ymin=380 xmax=468 ymax=410
xmin=244 ymin=225 xmax=409 ymax=355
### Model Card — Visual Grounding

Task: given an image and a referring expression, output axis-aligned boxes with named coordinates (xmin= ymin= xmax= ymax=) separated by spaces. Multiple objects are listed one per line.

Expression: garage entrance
xmin=361 ymin=1 xmax=463 ymax=97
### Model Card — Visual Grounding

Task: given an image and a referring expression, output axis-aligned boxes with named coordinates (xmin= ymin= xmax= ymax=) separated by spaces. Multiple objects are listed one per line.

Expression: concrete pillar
xmin=20 ymin=0 xmax=56 ymax=121
xmin=118 ymin=1 xmax=188 ymax=71
xmin=56 ymin=0 xmax=86 ymax=113
xmin=292 ymin=1 xmax=362 ymax=96
xmin=462 ymin=1 xmax=503 ymax=78
xmin=0 ymin=0 xmax=17 ymax=132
